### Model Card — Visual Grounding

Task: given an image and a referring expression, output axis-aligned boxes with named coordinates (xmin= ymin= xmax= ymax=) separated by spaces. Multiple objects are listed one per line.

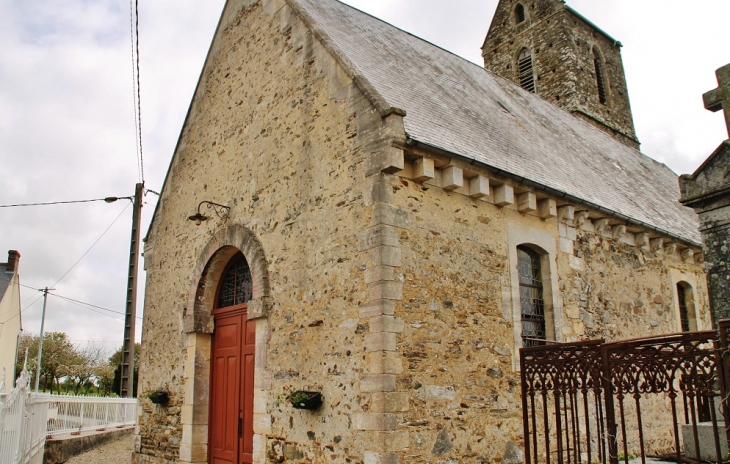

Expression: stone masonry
xmin=135 ymin=0 xmax=709 ymax=463
xmin=482 ymin=0 xmax=639 ymax=149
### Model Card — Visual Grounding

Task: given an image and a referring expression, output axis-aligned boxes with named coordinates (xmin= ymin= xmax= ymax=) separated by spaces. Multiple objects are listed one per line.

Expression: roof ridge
xmin=329 ymin=0 xmax=490 ymax=71
xmin=327 ymin=0 xmax=656 ymax=164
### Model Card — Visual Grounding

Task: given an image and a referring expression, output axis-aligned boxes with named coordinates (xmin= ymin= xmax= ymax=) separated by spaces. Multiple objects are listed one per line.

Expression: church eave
xmin=405 ymin=136 xmax=701 ymax=248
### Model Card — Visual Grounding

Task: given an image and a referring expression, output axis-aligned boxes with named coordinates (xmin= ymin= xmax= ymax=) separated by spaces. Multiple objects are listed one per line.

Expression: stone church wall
xmin=135 ymin=0 xmax=709 ymax=462
xmin=373 ymin=159 xmax=709 ymax=461
xmin=135 ymin=0 xmax=392 ymax=461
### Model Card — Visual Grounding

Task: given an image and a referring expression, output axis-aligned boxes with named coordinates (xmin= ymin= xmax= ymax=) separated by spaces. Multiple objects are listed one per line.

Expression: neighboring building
xmin=680 ymin=63 xmax=730 ymax=325
xmin=134 ymin=1 xmax=708 ymax=463
xmin=0 ymin=250 xmax=22 ymax=385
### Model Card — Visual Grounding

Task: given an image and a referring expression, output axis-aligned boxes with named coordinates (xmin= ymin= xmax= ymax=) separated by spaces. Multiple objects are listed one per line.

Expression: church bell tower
xmin=482 ymin=0 xmax=640 ymax=150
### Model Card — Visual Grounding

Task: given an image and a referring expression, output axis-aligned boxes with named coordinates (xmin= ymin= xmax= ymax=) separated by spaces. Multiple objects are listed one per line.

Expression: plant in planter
xmin=288 ymin=390 xmax=323 ymax=410
xmin=146 ymin=389 xmax=169 ymax=405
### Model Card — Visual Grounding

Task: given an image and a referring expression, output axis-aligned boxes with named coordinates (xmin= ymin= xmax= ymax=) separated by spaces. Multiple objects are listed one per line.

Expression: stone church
xmin=134 ymin=0 xmax=709 ymax=462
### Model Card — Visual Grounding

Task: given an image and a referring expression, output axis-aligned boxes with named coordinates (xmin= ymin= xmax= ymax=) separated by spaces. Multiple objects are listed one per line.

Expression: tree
xmin=95 ymin=363 xmax=116 ymax=396
xmin=39 ymin=332 xmax=77 ymax=394
xmin=15 ymin=332 xmax=123 ymax=396
xmin=63 ymin=342 xmax=107 ymax=394
xmin=15 ymin=332 xmax=38 ymax=377
xmin=16 ymin=332 xmax=81 ymax=393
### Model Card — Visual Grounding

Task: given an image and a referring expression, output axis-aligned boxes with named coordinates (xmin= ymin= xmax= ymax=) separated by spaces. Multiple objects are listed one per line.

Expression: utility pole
xmin=35 ymin=287 xmax=54 ymax=392
xmin=120 ymin=183 xmax=143 ymax=397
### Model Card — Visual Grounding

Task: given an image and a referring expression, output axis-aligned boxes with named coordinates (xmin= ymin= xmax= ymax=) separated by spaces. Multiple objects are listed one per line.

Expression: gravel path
xmin=65 ymin=432 xmax=134 ymax=464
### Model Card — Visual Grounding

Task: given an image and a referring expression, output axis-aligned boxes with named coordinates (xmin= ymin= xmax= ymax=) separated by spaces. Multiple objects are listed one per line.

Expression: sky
xmin=0 ymin=0 xmax=728 ymax=359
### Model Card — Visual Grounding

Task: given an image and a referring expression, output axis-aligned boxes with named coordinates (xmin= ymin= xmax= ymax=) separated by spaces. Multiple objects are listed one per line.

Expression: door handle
xmin=238 ymin=417 xmax=243 ymax=437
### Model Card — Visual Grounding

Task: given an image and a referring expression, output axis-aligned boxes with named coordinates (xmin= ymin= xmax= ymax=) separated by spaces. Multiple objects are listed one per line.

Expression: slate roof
xmin=294 ymin=0 xmax=701 ymax=245
xmin=0 ymin=270 xmax=12 ymax=303
xmin=0 ymin=262 xmax=21 ymax=330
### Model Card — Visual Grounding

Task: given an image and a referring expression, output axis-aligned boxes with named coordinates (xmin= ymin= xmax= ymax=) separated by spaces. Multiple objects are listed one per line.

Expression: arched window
xmin=518 ymin=246 xmax=545 ymax=346
xmin=676 ymin=282 xmax=696 ymax=332
xmin=593 ymin=48 xmax=607 ymax=104
xmin=518 ymin=48 xmax=536 ymax=93
xmin=217 ymin=252 xmax=253 ymax=308
xmin=515 ymin=4 xmax=526 ymax=24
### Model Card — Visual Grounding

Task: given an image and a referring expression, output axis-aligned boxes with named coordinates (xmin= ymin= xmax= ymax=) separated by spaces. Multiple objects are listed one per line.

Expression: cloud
xmin=0 ymin=0 xmax=220 ymax=351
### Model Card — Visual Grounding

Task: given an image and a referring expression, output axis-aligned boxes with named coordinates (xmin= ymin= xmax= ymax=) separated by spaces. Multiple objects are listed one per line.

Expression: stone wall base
xmin=45 ymin=427 xmax=134 ymax=464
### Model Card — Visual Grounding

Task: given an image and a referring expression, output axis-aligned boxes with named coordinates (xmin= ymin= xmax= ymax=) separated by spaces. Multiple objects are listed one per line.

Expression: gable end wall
xmin=135 ymin=0 xmax=407 ymax=462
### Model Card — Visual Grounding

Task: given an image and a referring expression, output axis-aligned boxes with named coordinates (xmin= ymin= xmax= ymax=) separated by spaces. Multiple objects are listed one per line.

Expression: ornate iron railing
xmin=521 ymin=322 xmax=730 ymax=464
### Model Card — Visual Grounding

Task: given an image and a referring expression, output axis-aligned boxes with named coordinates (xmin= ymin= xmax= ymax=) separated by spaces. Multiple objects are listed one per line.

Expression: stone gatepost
xmin=679 ymin=63 xmax=730 ymax=326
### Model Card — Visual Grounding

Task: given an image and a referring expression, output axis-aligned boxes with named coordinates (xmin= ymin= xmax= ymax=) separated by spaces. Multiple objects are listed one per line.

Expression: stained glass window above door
xmin=218 ymin=253 xmax=253 ymax=308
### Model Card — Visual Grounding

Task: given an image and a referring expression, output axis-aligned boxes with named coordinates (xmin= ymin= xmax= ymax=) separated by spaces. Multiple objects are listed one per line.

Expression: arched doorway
xmin=209 ymin=252 xmax=256 ymax=464
xmin=180 ymin=225 xmax=271 ymax=464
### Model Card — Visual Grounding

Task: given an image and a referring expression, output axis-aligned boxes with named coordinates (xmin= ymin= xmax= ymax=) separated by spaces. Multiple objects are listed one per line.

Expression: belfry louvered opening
xmin=593 ymin=48 xmax=607 ymax=104
xmin=515 ymin=4 xmax=526 ymax=24
xmin=518 ymin=48 xmax=535 ymax=93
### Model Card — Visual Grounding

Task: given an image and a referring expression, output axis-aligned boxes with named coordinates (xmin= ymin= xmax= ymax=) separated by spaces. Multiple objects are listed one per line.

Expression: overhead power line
xmin=0 ymin=197 xmax=129 ymax=208
xmin=129 ymin=0 xmax=144 ymax=183
xmin=8 ymin=202 xmax=132 ymax=321
xmin=50 ymin=202 xmax=131 ymax=288
xmin=16 ymin=284 xmax=143 ymax=322
xmin=50 ymin=292 xmax=143 ymax=322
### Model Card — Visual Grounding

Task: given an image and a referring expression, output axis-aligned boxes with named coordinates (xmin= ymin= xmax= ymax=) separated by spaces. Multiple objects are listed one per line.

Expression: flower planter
xmin=290 ymin=391 xmax=323 ymax=410
xmin=148 ymin=391 xmax=169 ymax=405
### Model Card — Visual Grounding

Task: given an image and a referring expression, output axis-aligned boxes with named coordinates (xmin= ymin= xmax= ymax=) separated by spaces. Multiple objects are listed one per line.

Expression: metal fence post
xmin=600 ymin=343 xmax=618 ymax=464
xmin=716 ymin=320 xmax=730 ymax=451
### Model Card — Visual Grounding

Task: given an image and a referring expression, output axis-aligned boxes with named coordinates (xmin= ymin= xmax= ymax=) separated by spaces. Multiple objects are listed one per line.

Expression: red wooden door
xmin=209 ymin=308 xmax=255 ymax=464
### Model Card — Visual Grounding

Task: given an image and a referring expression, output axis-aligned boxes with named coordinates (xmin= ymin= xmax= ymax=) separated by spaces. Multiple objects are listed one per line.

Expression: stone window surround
xmin=669 ymin=268 xmax=703 ymax=332
xmin=517 ymin=245 xmax=549 ymax=345
xmin=516 ymin=46 xmax=537 ymax=93
xmin=591 ymin=45 xmax=611 ymax=107
xmin=178 ymin=224 xmax=273 ymax=463
xmin=514 ymin=3 xmax=527 ymax=25
xmin=676 ymin=281 xmax=695 ymax=331
xmin=506 ymin=221 xmax=563 ymax=371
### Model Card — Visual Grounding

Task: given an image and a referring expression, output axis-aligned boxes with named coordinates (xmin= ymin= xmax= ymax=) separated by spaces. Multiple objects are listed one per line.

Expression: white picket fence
xmin=0 ymin=367 xmax=48 ymax=464
xmin=0 ymin=366 xmax=137 ymax=464
xmin=46 ymin=395 xmax=136 ymax=438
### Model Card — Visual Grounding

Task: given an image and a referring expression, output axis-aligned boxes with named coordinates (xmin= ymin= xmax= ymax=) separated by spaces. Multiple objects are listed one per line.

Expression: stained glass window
xmin=677 ymin=283 xmax=691 ymax=332
xmin=518 ymin=246 xmax=545 ymax=347
xmin=217 ymin=253 xmax=253 ymax=308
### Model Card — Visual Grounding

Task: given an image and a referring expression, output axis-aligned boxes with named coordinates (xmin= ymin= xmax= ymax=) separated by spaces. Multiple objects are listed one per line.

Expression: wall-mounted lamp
xmin=188 ymin=201 xmax=231 ymax=225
